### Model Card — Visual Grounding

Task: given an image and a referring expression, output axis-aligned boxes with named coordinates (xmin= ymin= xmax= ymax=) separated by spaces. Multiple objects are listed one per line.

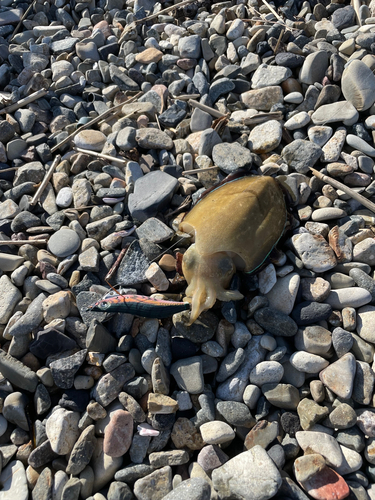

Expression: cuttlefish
xmin=179 ymin=175 xmax=287 ymax=325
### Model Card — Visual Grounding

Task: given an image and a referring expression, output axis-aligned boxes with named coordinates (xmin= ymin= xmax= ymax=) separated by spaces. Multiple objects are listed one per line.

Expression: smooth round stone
xmin=0 ymin=460 xmax=28 ymax=500
xmin=342 ymin=60 xmax=375 ymax=111
xmin=0 ymin=413 xmax=8 ymax=437
xmin=74 ymin=130 xmax=107 ymax=152
xmin=103 ymin=410 xmax=133 ymax=458
xmin=311 ymin=207 xmax=347 ymax=221
xmin=353 ymin=238 xmax=375 ymax=265
xmin=284 ymin=91 xmax=303 ymax=104
xmin=289 ymin=351 xmax=329 ymax=373
xmin=325 ymin=288 xmax=372 ymax=309
xmin=319 ymin=353 xmax=356 ymax=399
xmin=248 ymin=120 xmax=282 ymax=154
xmin=56 ymin=186 xmax=73 ymax=208
xmin=249 ymin=361 xmax=284 ymax=386
xmin=0 ymin=253 xmax=25 ymax=272
xmin=357 ymin=305 xmax=375 ymax=343
xmin=296 ymin=431 xmax=343 ymax=468
xmin=284 ymin=112 xmax=310 ymax=130
xmin=299 ymin=50 xmax=329 ymax=86
xmin=346 ymin=134 xmax=375 ymax=157
xmin=294 ymin=326 xmax=332 ymax=356
xmin=199 ymin=421 xmax=235 ymax=445
xmin=326 ymin=273 xmax=355 ymax=289
xmin=47 ymin=229 xmax=81 ymax=258
xmin=266 ymin=273 xmax=300 ymax=315
xmin=311 ymin=101 xmax=359 ymax=126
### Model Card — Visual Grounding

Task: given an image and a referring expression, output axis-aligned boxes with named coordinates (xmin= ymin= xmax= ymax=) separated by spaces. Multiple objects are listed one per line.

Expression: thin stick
xmin=119 ymin=0 xmax=198 ymax=42
xmin=64 ymin=205 xmax=96 ymax=212
xmin=26 ymin=227 xmax=55 ymax=233
xmin=73 ymin=147 xmax=128 ymax=165
xmin=274 ymin=28 xmax=285 ymax=54
xmin=9 ymin=0 xmax=36 ymax=42
xmin=0 ymin=89 xmax=48 ymax=115
xmin=243 ymin=111 xmax=284 ymax=125
xmin=0 ymin=240 xmax=47 ymax=246
xmin=310 ymin=168 xmax=375 ymax=215
xmin=182 ymin=166 xmax=219 ymax=175
xmin=258 ymin=0 xmax=285 ymax=23
xmin=174 ymin=94 xmax=200 ymax=101
xmin=105 ymin=247 xmax=128 ymax=296
xmin=51 ymin=92 xmax=143 ymax=153
xmin=30 ymin=155 xmax=61 ymax=207
xmin=188 ymin=99 xmax=227 ymax=118
xmin=0 ymin=166 xmax=21 ymax=174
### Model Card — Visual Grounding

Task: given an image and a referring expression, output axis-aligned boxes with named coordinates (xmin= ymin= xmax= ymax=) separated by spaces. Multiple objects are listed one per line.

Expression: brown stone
xmin=294 ymin=454 xmax=326 ymax=483
xmin=103 ymin=410 xmax=133 ymax=458
xmin=135 ymin=48 xmax=163 ymax=64
xmin=281 ymin=77 xmax=302 ymax=94
xmin=171 ymin=417 xmax=205 ymax=451
xmin=147 ymin=393 xmax=178 ymax=414
xmin=158 ymin=254 xmax=176 ymax=272
xmin=244 ymin=420 xmax=279 ymax=450
xmin=300 ymin=277 xmax=331 ymax=302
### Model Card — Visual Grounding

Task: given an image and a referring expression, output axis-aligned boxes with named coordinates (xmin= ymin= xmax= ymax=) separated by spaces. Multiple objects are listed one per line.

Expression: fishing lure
xmin=90 ymin=290 xmax=190 ymax=318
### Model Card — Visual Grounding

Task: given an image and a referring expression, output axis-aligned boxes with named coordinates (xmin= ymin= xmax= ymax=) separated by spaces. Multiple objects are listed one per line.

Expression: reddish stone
xmin=300 ymin=466 xmax=350 ymax=500
xmin=177 ymin=58 xmax=197 ymax=70
xmin=103 ymin=410 xmax=133 ymax=458
xmin=93 ymin=20 xmax=112 ymax=38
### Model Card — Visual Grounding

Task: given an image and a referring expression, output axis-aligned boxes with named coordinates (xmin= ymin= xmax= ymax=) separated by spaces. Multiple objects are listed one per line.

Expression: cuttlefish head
xmin=182 ymin=243 xmax=243 ymax=325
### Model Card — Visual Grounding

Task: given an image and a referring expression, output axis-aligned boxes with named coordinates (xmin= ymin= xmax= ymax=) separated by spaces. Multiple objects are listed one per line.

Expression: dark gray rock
xmin=209 ymin=77 xmax=235 ymax=103
xmin=50 ymin=349 xmax=87 ymax=389
xmin=128 ymin=171 xmax=178 ymax=222
xmin=254 ymin=307 xmax=298 ymax=337
xmin=331 ymin=5 xmax=356 ymax=30
xmin=212 ymin=142 xmax=253 ymax=174
xmin=172 ymin=310 xmax=219 ymax=343
xmin=161 ymin=478 xmax=211 ymax=500
xmin=281 ymin=139 xmax=322 ymax=174
xmin=291 ymin=301 xmax=332 ymax=325
xmin=0 ymin=349 xmax=38 ymax=392
xmin=116 ymin=239 xmax=150 ymax=287
xmin=30 ymin=328 xmax=77 ymax=359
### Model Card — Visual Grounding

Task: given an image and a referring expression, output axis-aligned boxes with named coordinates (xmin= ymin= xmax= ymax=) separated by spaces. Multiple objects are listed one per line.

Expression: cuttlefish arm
xmin=182 ymin=246 xmax=243 ymax=324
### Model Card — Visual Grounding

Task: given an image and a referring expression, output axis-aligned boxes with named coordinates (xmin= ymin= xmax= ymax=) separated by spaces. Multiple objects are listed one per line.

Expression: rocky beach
xmin=1 ymin=0 xmax=375 ymax=499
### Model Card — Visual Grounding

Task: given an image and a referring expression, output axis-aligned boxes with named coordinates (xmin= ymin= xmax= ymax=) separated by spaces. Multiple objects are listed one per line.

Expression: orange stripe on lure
xmin=89 ymin=291 xmax=190 ymax=319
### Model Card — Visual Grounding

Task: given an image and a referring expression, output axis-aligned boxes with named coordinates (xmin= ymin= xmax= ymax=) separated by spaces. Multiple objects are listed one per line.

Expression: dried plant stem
xmin=188 ymin=99 xmax=227 ymax=118
xmin=73 ymin=147 xmax=128 ymax=165
xmin=0 ymin=89 xmax=48 ymax=115
xmin=9 ymin=0 xmax=36 ymax=42
xmin=310 ymin=168 xmax=375 ymax=214
xmin=30 ymin=155 xmax=61 ymax=207
xmin=182 ymin=166 xmax=219 ymax=175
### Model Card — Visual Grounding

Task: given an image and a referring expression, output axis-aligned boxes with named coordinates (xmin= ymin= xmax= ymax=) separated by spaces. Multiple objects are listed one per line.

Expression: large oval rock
xmin=103 ymin=410 xmax=134 ymax=458
xmin=342 ymin=60 xmax=375 ymax=111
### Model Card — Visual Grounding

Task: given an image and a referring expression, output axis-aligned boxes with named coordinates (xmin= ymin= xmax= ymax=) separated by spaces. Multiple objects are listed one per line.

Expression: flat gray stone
xmin=128 ymin=170 xmax=178 ymax=222
xmin=212 ymin=447 xmax=282 ymax=500
xmin=47 ymin=228 xmax=81 ymax=258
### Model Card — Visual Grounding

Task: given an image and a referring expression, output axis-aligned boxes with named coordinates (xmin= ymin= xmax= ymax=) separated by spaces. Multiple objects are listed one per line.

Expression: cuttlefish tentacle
xmin=182 ymin=245 xmax=244 ymax=324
